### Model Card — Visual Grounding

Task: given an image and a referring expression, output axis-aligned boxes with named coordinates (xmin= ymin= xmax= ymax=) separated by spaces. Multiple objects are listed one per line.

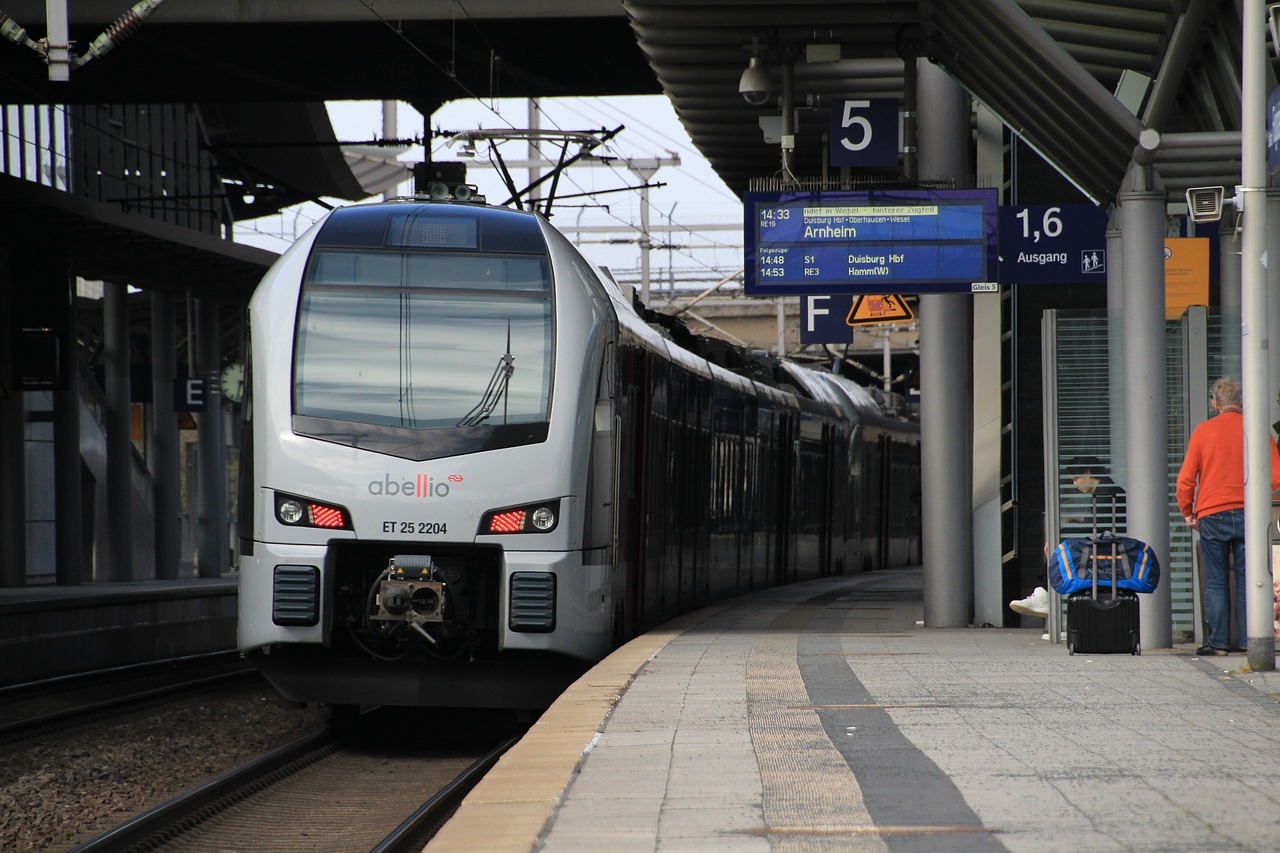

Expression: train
xmin=236 ymin=197 xmax=921 ymax=709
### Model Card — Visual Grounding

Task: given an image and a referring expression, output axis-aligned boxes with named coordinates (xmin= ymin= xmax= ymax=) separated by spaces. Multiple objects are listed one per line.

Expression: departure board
xmin=744 ymin=189 xmax=998 ymax=295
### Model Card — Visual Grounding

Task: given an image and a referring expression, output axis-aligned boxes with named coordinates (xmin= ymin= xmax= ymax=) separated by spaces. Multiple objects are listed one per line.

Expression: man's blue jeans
xmin=1198 ymin=508 xmax=1246 ymax=650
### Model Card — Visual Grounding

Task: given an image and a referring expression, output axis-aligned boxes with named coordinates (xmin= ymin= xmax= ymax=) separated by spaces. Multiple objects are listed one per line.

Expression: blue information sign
xmin=829 ymin=99 xmax=898 ymax=168
xmin=744 ymin=189 xmax=998 ymax=295
xmin=996 ymin=204 xmax=1108 ymax=284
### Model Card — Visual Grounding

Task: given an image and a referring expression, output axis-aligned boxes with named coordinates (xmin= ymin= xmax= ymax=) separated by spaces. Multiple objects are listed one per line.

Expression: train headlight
xmin=278 ymin=499 xmax=305 ymax=525
xmin=274 ymin=492 xmax=352 ymax=530
xmin=479 ymin=499 xmax=560 ymax=535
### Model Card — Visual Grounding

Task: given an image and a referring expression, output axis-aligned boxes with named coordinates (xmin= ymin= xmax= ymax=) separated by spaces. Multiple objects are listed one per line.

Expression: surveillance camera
xmin=1185 ymin=186 xmax=1224 ymax=223
xmin=739 ymin=57 xmax=773 ymax=106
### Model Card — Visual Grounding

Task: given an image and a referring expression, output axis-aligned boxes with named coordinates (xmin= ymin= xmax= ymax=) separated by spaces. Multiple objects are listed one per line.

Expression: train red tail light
xmin=309 ymin=504 xmax=346 ymax=528
xmin=488 ymin=510 xmax=526 ymax=533
xmin=479 ymin=500 xmax=560 ymax=535
xmin=275 ymin=492 xmax=352 ymax=530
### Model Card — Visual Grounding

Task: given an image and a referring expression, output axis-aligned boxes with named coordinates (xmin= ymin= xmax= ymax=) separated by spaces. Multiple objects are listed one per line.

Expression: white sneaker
xmin=1011 ymin=586 xmax=1050 ymax=617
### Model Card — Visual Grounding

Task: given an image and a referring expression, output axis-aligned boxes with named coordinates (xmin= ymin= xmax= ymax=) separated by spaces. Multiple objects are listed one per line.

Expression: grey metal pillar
xmin=104 ymin=281 xmax=133 ymax=581
xmin=195 ymin=298 xmax=228 ymax=578
xmin=1119 ymin=176 xmax=1172 ymax=649
xmin=1219 ymin=215 xmax=1243 ymax=381
xmin=917 ymin=59 xmax=974 ymax=627
xmin=0 ymin=253 xmax=24 ymax=587
xmin=1106 ymin=209 xmax=1127 ymax=490
xmin=1240 ymin=0 xmax=1275 ymax=669
xmin=151 ymin=290 xmax=180 ymax=579
xmin=972 ymin=103 xmax=1004 ymax=628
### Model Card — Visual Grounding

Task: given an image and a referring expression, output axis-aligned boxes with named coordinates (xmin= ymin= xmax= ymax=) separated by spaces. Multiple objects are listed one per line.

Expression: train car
xmin=236 ymin=198 xmax=920 ymax=709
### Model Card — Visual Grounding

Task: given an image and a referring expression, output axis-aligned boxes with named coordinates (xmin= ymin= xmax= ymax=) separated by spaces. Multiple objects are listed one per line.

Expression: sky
xmin=232 ymin=95 xmax=748 ymax=292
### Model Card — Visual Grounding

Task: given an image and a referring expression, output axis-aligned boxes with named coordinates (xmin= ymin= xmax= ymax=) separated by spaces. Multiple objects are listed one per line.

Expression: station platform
xmin=429 ymin=567 xmax=1280 ymax=853
xmin=0 ymin=576 xmax=238 ymax=684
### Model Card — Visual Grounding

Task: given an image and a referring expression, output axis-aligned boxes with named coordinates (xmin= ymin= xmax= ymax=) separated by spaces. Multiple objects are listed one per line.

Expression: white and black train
xmin=236 ymin=199 xmax=921 ymax=709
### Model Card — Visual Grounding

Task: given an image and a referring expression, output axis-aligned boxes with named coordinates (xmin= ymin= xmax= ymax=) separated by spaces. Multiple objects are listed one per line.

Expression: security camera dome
xmin=739 ymin=57 xmax=773 ymax=106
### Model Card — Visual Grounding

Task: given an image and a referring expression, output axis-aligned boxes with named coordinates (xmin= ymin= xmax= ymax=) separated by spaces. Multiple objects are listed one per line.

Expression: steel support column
xmin=918 ymin=59 xmax=974 ymax=627
xmin=1240 ymin=0 xmax=1275 ymax=669
xmin=1106 ymin=209 xmax=1128 ymax=491
xmin=1119 ymin=179 xmax=1171 ymax=649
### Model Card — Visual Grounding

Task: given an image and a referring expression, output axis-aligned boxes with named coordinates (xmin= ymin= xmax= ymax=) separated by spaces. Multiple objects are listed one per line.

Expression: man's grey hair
xmin=1212 ymin=377 xmax=1242 ymax=408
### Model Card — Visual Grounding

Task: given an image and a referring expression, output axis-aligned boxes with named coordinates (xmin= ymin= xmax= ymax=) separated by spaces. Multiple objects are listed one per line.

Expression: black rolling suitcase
xmin=1067 ymin=587 xmax=1140 ymax=655
xmin=1065 ymin=533 xmax=1141 ymax=655
xmin=1057 ymin=494 xmax=1142 ymax=655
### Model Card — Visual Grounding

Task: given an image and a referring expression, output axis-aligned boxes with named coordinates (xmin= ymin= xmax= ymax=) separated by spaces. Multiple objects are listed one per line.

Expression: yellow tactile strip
xmin=746 ymin=601 xmax=889 ymax=853
xmin=424 ymin=605 xmax=731 ymax=852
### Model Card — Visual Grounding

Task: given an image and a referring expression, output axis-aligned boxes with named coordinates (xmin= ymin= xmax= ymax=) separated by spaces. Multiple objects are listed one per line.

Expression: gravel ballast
xmin=0 ymin=689 xmax=329 ymax=851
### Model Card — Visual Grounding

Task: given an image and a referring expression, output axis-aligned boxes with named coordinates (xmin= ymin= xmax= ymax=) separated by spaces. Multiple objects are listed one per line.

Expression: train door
xmin=773 ymin=410 xmax=795 ymax=585
xmin=750 ymin=406 xmax=775 ymax=590
xmin=738 ymin=398 xmax=758 ymax=593
xmin=875 ymin=432 xmax=892 ymax=571
xmin=612 ymin=343 xmax=648 ymax=641
xmin=820 ymin=422 xmax=837 ymax=576
xmin=690 ymin=374 xmax=713 ymax=610
xmin=644 ymin=358 xmax=673 ymax=626
xmin=664 ymin=366 xmax=687 ymax=619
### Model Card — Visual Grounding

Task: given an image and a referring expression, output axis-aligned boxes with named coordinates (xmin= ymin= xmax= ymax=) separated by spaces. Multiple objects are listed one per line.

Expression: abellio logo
xmin=368 ymin=473 xmax=463 ymax=498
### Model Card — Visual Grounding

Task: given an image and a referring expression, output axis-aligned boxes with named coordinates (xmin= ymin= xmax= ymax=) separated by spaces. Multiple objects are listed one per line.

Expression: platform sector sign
xmin=996 ymin=204 xmax=1108 ymax=284
xmin=743 ymin=189 xmax=998 ymax=296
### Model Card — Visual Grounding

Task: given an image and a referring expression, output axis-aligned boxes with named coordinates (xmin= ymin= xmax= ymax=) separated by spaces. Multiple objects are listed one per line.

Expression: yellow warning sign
xmin=845 ymin=294 xmax=914 ymax=326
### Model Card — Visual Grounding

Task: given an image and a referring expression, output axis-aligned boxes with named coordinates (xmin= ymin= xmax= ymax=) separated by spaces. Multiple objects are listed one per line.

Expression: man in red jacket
xmin=1177 ymin=377 xmax=1280 ymax=655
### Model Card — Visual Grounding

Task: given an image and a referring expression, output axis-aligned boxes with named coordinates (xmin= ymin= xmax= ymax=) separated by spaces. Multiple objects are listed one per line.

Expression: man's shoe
xmin=1195 ymin=644 xmax=1228 ymax=657
xmin=1011 ymin=586 xmax=1050 ymax=617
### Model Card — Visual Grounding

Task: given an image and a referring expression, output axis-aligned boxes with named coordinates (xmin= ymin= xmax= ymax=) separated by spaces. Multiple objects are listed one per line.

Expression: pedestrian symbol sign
xmin=846 ymin=294 xmax=914 ymax=326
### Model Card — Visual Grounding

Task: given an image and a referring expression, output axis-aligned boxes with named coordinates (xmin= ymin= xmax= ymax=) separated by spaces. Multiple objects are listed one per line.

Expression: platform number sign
xmin=997 ymin=204 xmax=1108 ymax=284
xmin=829 ymin=99 xmax=897 ymax=168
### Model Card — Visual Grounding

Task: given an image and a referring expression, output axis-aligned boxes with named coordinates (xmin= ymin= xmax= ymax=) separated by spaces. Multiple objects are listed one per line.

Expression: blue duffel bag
xmin=1049 ymin=534 xmax=1160 ymax=595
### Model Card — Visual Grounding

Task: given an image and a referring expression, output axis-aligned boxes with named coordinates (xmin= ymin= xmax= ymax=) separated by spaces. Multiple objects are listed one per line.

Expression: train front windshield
xmin=289 ymin=205 xmax=554 ymax=458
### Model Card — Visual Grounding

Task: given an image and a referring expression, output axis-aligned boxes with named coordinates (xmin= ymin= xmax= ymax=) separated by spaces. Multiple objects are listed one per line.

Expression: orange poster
xmin=1164 ymin=237 xmax=1209 ymax=319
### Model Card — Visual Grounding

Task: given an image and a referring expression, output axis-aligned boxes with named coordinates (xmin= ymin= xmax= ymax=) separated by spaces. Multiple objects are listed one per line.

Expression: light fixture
xmin=739 ymin=55 xmax=773 ymax=106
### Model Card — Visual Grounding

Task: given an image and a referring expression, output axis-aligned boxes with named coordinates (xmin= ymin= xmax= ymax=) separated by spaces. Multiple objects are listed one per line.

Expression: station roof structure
xmin=0 ymin=0 xmax=1268 ymax=291
xmin=622 ymin=0 xmax=1264 ymax=205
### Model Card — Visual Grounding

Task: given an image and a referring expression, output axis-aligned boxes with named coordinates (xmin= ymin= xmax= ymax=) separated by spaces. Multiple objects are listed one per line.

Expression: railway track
xmin=67 ymin=710 xmax=522 ymax=853
xmin=0 ymin=651 xmax=260 ymax=745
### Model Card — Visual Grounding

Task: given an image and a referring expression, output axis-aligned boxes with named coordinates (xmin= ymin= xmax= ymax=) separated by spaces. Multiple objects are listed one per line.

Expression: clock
xmin=219 ymin=361 xmax=246 ymax=403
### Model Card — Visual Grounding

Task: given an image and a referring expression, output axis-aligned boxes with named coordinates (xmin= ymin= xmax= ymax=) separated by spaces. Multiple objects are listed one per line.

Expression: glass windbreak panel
xmin=1049 ymin=309 xmax=1213 ymax=637
xmin=1206 ymin=309 xmax=1242 ymax=390
xmin=295 ymin=284 xmax=551 ymax=431
xmin=1052 ymin=313 xmax=1125 ymax=537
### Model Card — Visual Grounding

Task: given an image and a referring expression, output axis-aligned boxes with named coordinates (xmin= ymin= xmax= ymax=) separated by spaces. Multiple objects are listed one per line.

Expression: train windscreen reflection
xmin=295 ymin=287 xmax=552 ymax=430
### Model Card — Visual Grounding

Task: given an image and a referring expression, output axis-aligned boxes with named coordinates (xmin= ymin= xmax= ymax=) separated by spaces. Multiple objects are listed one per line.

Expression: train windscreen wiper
xmin=457 ymin=322 xmax=515 ymax=427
